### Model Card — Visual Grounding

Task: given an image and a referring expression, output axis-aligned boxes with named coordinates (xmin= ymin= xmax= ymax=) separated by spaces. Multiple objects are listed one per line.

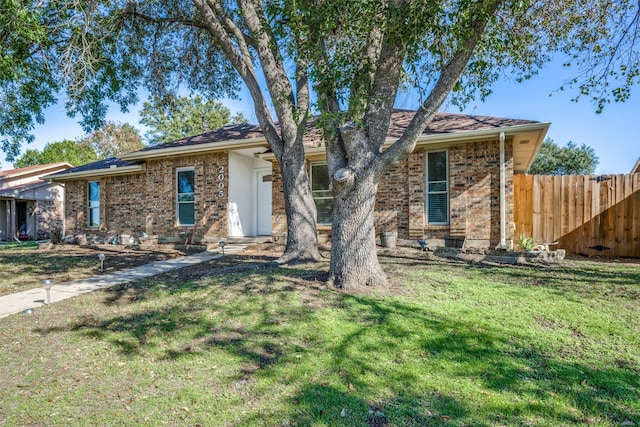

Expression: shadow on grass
xmin=33 ymin=265 xmax=640 ymax=426
xmin=0 ymin=252 xmax=94 ymax=276
xmin=393 ymin=253 xmax=640 ymax=301
xmin=469 ymin=261 xmax=640 ymax=301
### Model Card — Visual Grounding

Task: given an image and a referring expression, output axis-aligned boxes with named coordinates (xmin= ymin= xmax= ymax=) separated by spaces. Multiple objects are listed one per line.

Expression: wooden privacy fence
xmin=514 ymin=174 xmax=640 ymax=257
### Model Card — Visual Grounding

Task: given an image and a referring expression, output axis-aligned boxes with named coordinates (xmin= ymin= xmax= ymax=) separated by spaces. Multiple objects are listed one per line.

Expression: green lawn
xmin=0 ymin=253 xmax=638 ymax=426
xmin=0 ymin=245 xmax=199 ymax=296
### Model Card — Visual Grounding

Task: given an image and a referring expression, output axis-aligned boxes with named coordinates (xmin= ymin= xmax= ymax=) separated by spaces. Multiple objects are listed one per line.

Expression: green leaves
xmin=1 ymin=0 xmax=244 ymax=162
xmin=528 ymin=138 xmax=599 ymax=175
xmin=13 ymin=139 xmax=99 ymax=168
xmin=139 ymin=95 xmax=247 ymax=145
xmin=77 ymin=121 xmax=144 ymax=159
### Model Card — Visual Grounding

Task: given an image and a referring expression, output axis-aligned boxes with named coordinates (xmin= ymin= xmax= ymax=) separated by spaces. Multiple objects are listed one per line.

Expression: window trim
xmin=424 ymin=150 xmax=449 ymax=225
xmin=176 ymin=167 xmax=196 ymax=227
xmin=87 ymin=181 xmax=100 ymax=228
xmin=309 ymin=161 xmax=333 ymax=226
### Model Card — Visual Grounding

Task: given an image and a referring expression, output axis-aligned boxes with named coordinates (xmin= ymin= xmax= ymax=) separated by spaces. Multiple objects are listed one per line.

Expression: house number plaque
xmin=218 ymin=166 xmax=225 ymax=198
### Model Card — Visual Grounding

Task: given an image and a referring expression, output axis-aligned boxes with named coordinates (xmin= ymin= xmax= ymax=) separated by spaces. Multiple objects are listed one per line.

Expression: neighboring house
xmin=632 ymin=157 xmax=640 ymax=174
xmin=48 ymin=110 xmax=549 ymax=248
xmin=0 ymin=162 xmax=72 ymax=241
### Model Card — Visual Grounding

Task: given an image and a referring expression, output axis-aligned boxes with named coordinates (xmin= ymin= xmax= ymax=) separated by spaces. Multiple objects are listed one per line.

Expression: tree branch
xmin=378 ymin=1 xmax=500 ymax=176
xmin=363 ymin=36 xmax=405 ymax=151
xmin=192 ymin=0 xmax=283 ymax=157
xmin=237 ymin=0 xmax=300 ymax=150
xmin=295 ymin=56 xmax=310 ymax=127
xmin=310 ymin=32 xmax=348 ymax=176
xmin=121 ymin=6 xmax=208 ymax=30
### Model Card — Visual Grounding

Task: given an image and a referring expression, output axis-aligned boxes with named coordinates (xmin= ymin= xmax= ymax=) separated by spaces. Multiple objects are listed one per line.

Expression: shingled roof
xmin=129 ymin=109 xmax=538 ymax=154
xmin=49 ymin=110 xmax=545 ymax=179
xmin=45 ymin=157 xmax=144 ymax=179
xmin=0 ymin=162 xmax=72 ymax=179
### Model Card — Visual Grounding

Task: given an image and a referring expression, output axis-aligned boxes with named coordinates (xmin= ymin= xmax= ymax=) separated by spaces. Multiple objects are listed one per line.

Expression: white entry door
xmin=256 ymin=170 xmax=272 ymax=235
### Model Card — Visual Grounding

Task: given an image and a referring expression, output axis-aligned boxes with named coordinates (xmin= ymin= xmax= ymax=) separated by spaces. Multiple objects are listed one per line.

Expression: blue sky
xmin=2 ymin=59 xmax=638 ymax=175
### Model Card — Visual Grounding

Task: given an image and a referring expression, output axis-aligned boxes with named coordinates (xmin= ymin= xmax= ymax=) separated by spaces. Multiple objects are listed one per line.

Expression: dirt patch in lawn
xmin=0 ymin=244 xmax=204 ymax=296
xmin=6 ymin=240 xmax=634 ymax=299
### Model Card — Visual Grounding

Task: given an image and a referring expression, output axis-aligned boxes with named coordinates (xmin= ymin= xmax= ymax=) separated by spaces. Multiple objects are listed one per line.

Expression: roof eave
xmin=120 ymin=138 xmax=270 ymax=161
xmin=0 ymin=162 xmax=73 ymax=180
xmin=0 ymin=181 xmax=52 ymax=198
xmin=47 ymin=164 xmax=146 ymax=181
xmin=413 ymin=122 xmax=551 ymax=147
xmin=520 ymin=124 xmax=550 ymax=174
xmin=259 ymin=122 xmax=551 ymax=165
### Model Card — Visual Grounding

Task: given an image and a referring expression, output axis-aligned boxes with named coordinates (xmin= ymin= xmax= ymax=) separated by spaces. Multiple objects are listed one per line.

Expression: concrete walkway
xmin=0 ymin=244 xmax=247 ymax=318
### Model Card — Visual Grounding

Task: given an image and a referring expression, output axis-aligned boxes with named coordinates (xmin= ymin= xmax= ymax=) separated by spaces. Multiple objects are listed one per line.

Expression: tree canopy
xmin=77 ymin=121 xmax=144 ymax=159
xmin=13 ymin=139 xmax=99 ymax=168
xmin=13 ymin=121 xmax=143 ymax=167
xmin=529 ymin=138 xmax=599 ymax=175
xmin=139 ymin=95 xmax=248 ymax=145
xmin=2 ymin=1 xmax=638 ymax=154
xmin=1 ymin=0 xmax=639 ymax=288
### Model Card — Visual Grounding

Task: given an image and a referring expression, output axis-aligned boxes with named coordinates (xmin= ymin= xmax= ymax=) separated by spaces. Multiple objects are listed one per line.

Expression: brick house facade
xmin=49 ymin=111 xmax=548 ymax=249
xmin=1 ymin=163 xmax=71 ymax=241
xmin=271 ymin=138 xmax=515 ymax=248
xmin=62 ymin=154 xmax=230 ymax=243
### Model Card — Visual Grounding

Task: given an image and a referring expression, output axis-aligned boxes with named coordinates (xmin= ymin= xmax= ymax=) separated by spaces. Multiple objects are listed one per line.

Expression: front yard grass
xmin=0 ymin=245 xmax=201 ymax=296
xmin=0 ymin=252 xmax=638 ymax=426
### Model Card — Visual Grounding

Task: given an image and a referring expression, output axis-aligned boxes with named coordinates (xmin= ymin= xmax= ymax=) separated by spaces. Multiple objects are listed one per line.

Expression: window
xmin=310 ymin=162 xmax=333 ymax=225
xmin=88 ymin=181 xmax=100 ymax=227
xmin=425 ymin=151 xmax=448 ymax=224
xmin=177 ymin=168 xmax=195 ymax=226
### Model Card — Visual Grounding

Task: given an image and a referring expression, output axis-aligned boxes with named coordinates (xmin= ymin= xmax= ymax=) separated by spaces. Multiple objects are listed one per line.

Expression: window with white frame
xmin=310 ymin=162 xmax=333 ymax=225
xmin=425 ymin=151 xmax=449 ymax=224
xmin=176 ymin=168 xmax=195 ymax=226
xmin=88 ymin=181 xmax=100 ymax=227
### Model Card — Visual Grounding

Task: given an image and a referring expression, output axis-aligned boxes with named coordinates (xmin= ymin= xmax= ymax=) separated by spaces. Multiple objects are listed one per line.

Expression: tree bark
xmin=327 ymin=171 xmax=386 ymax=290
xmin=193 ymin=0 xmax=321 ymax=264
xmin=276 ymin=141 xmax=323 ymax=264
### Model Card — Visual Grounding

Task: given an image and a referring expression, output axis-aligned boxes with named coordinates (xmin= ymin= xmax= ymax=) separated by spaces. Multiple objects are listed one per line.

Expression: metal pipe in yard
xmin=499 ymin=131 xmax=507 ymax=250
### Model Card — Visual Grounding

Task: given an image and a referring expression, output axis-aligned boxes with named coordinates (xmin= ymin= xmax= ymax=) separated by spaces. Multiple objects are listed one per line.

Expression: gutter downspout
xmin=61 ymin=183 xmax=66 ymax=240
xmin=10 ymin=199 xmax=19 ymax=242
xmin=499 ymin=132 xmax=507 ymax=250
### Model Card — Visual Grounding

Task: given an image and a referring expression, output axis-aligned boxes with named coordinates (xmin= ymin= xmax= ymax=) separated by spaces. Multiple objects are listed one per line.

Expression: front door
xmin=256 ymin=170 xmax=272 ymax=235
xmin=16 ymin=202 xmax=27 ymax=239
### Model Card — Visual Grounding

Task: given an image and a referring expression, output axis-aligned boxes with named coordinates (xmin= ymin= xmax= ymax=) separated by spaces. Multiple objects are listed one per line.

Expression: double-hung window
xmin=425 ymin=151 xmax=449 ymax=224
xmin=310 ymin=162 xmax=333 ymax=225
xmin=88 ymin=181 xmax=100 ymax=227
xmin=176 ymin=168 xmax=195 ymax=226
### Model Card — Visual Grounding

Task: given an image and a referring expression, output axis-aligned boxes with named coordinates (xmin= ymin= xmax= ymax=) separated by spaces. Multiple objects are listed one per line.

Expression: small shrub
xmin=518 ymin=235 xmax=537 ymax=251
xmin=50 ymin=228 xmax=63 ymax=244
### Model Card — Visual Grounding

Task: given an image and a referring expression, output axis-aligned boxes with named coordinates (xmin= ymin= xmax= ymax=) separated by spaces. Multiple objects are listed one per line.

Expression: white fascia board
xmin=47 ymin=164 xmax=146 ymax=181
xmin=411 ymin=122 xmax=551 ymax=147
xmin=521 ymin=124 xmax=550 ymax=173
xmin=0 ymin=181 xmax=51 ymax=198
xmin=258 ymin=122 xmax=551 ymax=160
xmin=119 ymin=138 xmax=269 ymax=161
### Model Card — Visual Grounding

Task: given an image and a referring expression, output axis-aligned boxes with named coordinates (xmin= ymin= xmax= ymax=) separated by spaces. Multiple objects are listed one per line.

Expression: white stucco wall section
xmin=228 ymin=153 xmax=254 ymax=237
xmin=228 ymin=152 xmax=273 ymax=237
xmin=0 ymin=202 xmax=7 ymax=240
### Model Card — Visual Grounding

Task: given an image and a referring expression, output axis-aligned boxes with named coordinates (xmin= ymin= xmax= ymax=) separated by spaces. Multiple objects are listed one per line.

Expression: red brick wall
xmin=62 ymin=139 xmax=514 ymax=249
xmin=271 ymin=139 xmax=515 ymax=248
xmin=64 ymin=180 xmax=89 ymax=235
xmin=63 ymin=153 xmax=229 ymax=242
xmin=270 ymin=160 xmax=287 ymax=241
xmin=104 ymin=173 xmax=147 ymax=234
xmin=448 ymin=139 xmax=514 ymax=247
xmin=35 ymin=199 xmax=64 ymax=240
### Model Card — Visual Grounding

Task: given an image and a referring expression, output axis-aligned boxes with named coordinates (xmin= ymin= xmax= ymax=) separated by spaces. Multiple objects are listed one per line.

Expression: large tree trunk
xmin=327 ymin=172 xmax=387 ymax=290
xmin=277 ymin=142 xmax=323 ymax=264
